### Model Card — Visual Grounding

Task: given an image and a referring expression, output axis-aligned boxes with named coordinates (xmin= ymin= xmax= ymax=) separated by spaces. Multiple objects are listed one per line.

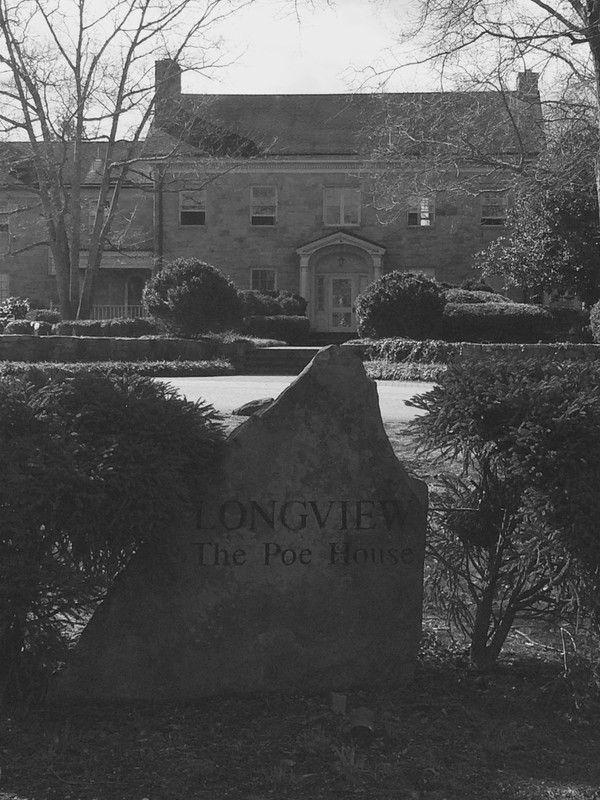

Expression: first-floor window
xmin=179 ymin=189 xmax=206 ymax=226
xmin=408 ymin=196 xmax=435 ymax=227
xmin=251 ymin=268 xmax=276 ymax=292
xmin=480 ymin=191 xmax=508 ymax=225
xmin=323 ymin=187 xmax=360 ymax=226
xmin=0 ymin=272 xmax=9 ymax=301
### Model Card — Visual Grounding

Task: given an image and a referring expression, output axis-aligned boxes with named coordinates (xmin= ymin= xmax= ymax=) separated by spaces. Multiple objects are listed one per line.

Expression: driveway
xmin=156 ymin=375 xmax=434 ymax=423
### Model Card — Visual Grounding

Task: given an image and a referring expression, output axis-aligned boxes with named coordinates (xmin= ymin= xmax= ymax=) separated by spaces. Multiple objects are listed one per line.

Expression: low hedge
xmin=0 ymin=360 xmax=236 ymax=378
xmin=442 ymin=302 xmax=553 ymax=343
xmin=240 ymin=315 xmax=310 ymax=344
xmin=365 ymin=337 xmax=459 ymax=364
xmin=54 ymin=318 xmax=160 ymax=337
xmin=443 ymin=288 xmax=511 ymax=305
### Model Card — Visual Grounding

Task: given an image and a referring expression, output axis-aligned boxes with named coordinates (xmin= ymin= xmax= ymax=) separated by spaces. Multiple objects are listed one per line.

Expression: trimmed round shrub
xmin=268 ymin=290 xmax=308 ymax=316
xmin=590 ymin=300 xmax=600 ymax=343
xmin=355 ymin=271 xmax=445 ymax=340
xmin=26 ymin=308 xmax=62 ymax=324
xmin=444 ymin=288 xmax=511 ymax=304
xmin=442 ymin=302 xmax=553 ymax=343
xmin=241 ymin=315 xmax=310 ymax=344
xmin=143 ymin=259 xmax=242 ymax=336
xmin=459 ymin=278 xmax=499 ymax=293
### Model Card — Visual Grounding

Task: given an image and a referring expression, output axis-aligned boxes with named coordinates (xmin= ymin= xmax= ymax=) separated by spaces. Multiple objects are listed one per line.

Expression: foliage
xmin=26 ymin=309 xmax=62 ymax=324
xmin=0 ymin=296 xmax=30 ymax=320
xmin=0 ymin=360 xmax=236 ymax=379
xmin=475 ymin=153 xmax=600 ymax=306
xmin=143 ymin=259 xmax=243 ymax=336
xmin=0 ymin=372 xmax=223 ymax=702
xmin=355 ymin=271 xmax=445 ymax=339
xmin=238 ymin=290 xmax=308 ymax=318
xmin=364 ymin=359 xmax=447 ymax=381
xmin=365 ymin=337 xmax=458 ymax=363
xmin=443 ymin=288 xmax=511 ymax=304
xmin=3 ymin=320 xmax=35 ymax=334
xmin=241 ymin=315 xmax=311 ymax=344
xmin=548 ymin=307 xmax=591 ymax=343
xmin=442 ymin=301 xmax=553 ymax=342
xmin=409 ymin=358 xmax=600 ymax=668
xmin=54 ymin=320 xmax=104 ymax=336
xmin=590 ymin=300 xmax=600 ymax=343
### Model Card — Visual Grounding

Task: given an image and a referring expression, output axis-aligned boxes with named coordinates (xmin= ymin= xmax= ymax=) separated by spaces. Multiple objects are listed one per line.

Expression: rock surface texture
xmin=54 ymin=346 xmax=427 ymax=700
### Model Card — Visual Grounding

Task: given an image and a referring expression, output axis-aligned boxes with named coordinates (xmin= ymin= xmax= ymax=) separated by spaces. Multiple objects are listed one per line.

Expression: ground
xmin=1 ymin=420 xmax=599 ymax=800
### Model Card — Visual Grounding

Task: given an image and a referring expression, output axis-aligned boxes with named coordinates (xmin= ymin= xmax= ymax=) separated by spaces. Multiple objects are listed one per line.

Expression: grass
xmin=1 ymin=422 xmax=599 ymax=800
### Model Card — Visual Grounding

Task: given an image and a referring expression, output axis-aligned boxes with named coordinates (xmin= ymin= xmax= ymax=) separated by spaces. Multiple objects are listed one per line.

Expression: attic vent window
xmin=408 ymin=196 xmax=434 ymax=227
xmin=180 ymin=189 xmax=206 ymax=226
xmin=251 ymin=186 xmax=277 ymax=226
xmin=481 ymin=192 xmax=508 ymax=226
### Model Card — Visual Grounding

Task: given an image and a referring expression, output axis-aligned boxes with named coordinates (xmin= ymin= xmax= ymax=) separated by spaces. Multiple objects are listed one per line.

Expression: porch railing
xmin=90 ymin=305 xmax=147 ymax=320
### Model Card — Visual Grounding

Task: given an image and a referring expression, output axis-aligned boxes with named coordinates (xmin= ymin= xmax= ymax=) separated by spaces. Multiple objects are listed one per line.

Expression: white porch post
xmin=299 ymin=255 xmax=311 ymax=321
xmin=373 ymin=254 xmax=383 ymax=282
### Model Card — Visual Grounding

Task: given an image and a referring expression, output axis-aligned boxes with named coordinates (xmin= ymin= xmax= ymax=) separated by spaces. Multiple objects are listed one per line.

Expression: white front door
xmin=315 ymin=273 xmax=369 ymax=333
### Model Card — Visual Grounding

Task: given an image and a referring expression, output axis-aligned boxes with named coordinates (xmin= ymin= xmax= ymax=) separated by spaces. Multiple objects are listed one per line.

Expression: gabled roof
xmin=153 ymin=67 xmax=544 ymax=159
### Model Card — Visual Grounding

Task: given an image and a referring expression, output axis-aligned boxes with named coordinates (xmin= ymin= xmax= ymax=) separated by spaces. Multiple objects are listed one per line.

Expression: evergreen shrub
xmin=0 ymin=371 xmax=223 ymax=703
xmin=241 ymin=315 xmax=310 ymax=344
xmin=143 ymin=258 xmax=242 ymax=336
xmin=54 ymin=320 xmax=104 ymax=336
xmin=238 ymin=290 xmax=283 ymax=317
xmin=442 ymin=301 xmax=553 ymax=342
xmin=443 ymin=288 xmax=511 ymax=304
xmin=590 ymin=300 xmax=600 ymax=343
xmin=0 ymin=296 xmax=30 ymax=320
xmin=26 ymin=309 xmax=62 ymax=324
xmin=355 ymin=271 xmax=445 ymax=339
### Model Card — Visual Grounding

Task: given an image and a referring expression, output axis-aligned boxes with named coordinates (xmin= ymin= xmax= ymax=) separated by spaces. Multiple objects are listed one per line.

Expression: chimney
xmin=154 ymin=59 xmax=182 ymax=127
xmin=517 ymin=70 xmax=540 ymax=100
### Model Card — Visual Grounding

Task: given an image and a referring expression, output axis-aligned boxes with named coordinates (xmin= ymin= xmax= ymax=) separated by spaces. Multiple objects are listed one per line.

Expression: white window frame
xmin=250 ymin=268 xmax=277 ymax=292
xmin=408 ymin=196 xmax=435 ymax=227
xmin=179 ymin=189 xmax=206 ymax=226
xmin=250 ymin=186 xmax=277 ymax=226
xmin=480 ymin=191 xmax=508 ymax=226
xmin=323 ymin=187 xmax=361 ymax=227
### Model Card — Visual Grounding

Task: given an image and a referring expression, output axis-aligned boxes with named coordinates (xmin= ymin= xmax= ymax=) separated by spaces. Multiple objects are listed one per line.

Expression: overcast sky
xmin=184 ymin=0 xmax=435 ymax=94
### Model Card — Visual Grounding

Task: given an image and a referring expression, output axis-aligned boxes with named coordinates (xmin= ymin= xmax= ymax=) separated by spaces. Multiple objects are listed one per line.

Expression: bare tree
xmin=365 ymin=0 xmax=600 ymax=223
xmin=0 ymin=0 xmax=278 ymax=319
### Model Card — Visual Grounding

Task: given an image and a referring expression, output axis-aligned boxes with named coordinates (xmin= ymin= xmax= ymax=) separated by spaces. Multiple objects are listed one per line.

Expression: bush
xmin=26 ymin=309 xmax=62 ymax=325
xmin=238 ymin=290 xmax=284 ymax=317
xmin=409 ymin=358 xmax=600 ymax=668
xmin=54 ymin=320 xmax=104 ymax=336
xmin=3 ymin=319 xmax=36 ymax=334
xmin=366 ymin=337 xmax=458 ymax=364
xmin=99 ymin=317 xmax=160 ymax=337
xmin=459 ymin=278 xmax=499 ymax=293
xmin=267 ymin=290 xmax=308 ymax=316
xmin=143 ymin=258 xmax=242 ymax=336
xmin=548 ymin=306 xmax=590 ymax=342
xmin=355 ymin=271 xmax=445 ymax=340
xmin=0 ymin=360 xmax=236 ymax=379
xmin=442 ymin=301 xmax=553 ymax=342
xmin=590 ymin=300 xmax=600 ymax=343
xmin=241 ymin=315 xmax=310 ymax=344
xmin=443 ymin=288 xmax=511 ymax=304
xmin=0 ymin=296 xmax=30 ymax=321
xmin=0 ymin=371 xmax=223 ymax=703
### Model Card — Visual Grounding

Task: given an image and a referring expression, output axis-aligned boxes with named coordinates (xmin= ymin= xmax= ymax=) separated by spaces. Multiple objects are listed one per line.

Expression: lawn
xmin=1 ymin=421 xmax=599 ymax=800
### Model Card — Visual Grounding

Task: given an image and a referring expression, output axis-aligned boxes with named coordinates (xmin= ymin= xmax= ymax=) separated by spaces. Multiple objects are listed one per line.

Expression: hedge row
xmin=240 ymin=315 xmax=310 ymax=344
xmin=442 ymin=302 xmax=553 ymax=343
xmin=0 ymin=360 xmax=236 ymax=379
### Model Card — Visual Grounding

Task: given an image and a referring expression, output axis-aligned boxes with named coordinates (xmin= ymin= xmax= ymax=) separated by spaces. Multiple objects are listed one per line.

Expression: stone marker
xmin=53 ymin=345 xmax=427 ymax=700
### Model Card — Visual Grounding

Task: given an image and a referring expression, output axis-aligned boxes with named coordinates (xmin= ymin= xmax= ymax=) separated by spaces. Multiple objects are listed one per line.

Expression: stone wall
xmin=0 ymin=335 xmax=251 ymax=362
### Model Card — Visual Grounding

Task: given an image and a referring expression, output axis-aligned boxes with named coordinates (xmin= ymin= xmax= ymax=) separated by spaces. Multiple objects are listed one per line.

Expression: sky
xmin=184 ymin=0 xmax=435 ymax=95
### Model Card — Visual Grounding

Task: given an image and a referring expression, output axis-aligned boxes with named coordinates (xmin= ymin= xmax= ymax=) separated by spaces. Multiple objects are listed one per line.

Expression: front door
xmin=316 ymin=274 xmax=369 ymax=333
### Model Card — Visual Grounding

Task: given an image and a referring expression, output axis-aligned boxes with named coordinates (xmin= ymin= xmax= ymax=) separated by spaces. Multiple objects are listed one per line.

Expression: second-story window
xmin=480 ymin=191 xmax=508 ymax=225
xmin=324 ymin=187 xmax=360 ymax=226
xmin=251 ymin=186 xmax=277 ymax=226
xmin=179 ymin=189 xmax=206 ymax=226
xmin=408 ymin=196 xmax=435 ymax=227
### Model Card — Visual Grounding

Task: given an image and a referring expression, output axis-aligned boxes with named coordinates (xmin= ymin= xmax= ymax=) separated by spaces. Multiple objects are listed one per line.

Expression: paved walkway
xmin=156 ymin=376 xmax=434 ymax=423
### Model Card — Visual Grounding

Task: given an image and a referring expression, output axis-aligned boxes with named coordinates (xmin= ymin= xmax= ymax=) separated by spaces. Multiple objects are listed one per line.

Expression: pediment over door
xmin=296 ymin=231 xmax=386 ymax=260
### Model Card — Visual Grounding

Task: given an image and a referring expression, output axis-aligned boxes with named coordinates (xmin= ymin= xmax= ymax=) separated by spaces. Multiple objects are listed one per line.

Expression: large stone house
xmin=0 ymin=61 xmax=543 ymax=329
